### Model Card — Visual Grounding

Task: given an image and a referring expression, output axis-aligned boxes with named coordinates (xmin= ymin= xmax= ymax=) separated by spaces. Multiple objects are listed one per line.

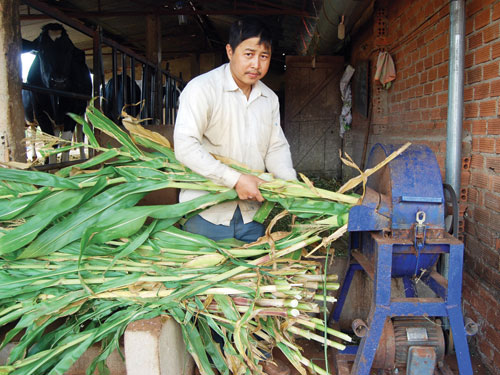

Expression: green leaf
xmin=86 ymin=105 xmax=143 ymax=158
xmin=67 ymin=113 xmax=99 ymax=148
xmin=252 ymin=200 xmax=276 ymax=223
xmin=57 ymin=149 xmax=120 ymax=178
xmin=0 ymin=189 xmax=89 ymax=255
xmin=0 ymin=169 xmax=79 ymax=189
xmin=0 ymin=187 xmax=51 ymax=220
xmin=18 ymin=180 xmax=170 ymax=259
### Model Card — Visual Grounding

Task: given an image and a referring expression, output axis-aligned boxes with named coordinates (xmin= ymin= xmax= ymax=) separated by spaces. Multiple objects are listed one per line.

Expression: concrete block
xmin=125 ymin=316 xmax=194 ymax=375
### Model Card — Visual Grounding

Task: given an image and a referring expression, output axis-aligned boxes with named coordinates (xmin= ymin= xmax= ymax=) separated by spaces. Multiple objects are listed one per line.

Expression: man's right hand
xmin=235 ymin=174 xmax=265 ymax=202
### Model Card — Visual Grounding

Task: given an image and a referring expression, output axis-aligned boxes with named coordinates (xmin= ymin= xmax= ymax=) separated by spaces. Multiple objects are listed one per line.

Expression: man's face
xmin=226 ymin=37 xmax=271 ymax=93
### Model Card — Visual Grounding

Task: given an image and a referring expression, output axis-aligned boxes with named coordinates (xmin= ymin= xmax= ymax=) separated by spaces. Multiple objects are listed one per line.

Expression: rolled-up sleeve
xmin=174 ymin=83 xmax=241 ymax=188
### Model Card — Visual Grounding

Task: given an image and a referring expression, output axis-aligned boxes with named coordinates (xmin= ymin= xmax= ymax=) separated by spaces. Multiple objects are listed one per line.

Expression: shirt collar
xmin=223 ymin=63 xmax=268 ymax=100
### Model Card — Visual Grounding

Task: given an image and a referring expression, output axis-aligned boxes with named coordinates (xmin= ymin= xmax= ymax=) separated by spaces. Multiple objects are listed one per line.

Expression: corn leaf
xmin=0 ymin=169 xmax=79 ymax=189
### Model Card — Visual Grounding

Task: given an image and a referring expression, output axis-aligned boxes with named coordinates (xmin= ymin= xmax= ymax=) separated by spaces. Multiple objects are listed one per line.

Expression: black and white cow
xmin=102 ymin=74 xmax=141 ymax=124
xmin=22 ymin=23 xmax=92 ymax=162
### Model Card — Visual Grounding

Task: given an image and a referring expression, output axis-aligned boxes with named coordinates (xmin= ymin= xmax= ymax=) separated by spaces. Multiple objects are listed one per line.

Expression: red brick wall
xmin=348 ymin=0 xmax=500 ymax=373
xmin=462 ymin=0 xmax=500 ymax=371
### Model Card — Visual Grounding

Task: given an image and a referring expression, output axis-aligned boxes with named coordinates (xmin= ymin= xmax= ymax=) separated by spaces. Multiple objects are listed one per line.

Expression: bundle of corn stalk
xmin=0 ymin=103 xmax=409 ymax=375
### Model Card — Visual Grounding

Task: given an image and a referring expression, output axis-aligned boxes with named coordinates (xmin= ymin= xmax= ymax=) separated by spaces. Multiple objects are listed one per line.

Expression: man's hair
xmin=228 ymin=16 xmax=272 ymax=51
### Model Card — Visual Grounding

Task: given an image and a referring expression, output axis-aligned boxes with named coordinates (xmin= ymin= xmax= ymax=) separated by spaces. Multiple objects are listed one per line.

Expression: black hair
xmin=228 ymin=16 xmax=272 ymax=52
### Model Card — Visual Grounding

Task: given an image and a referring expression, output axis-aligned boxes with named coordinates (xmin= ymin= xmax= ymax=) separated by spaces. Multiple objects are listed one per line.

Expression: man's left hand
xmin=235 ymin=174 xmax=265 ymax=202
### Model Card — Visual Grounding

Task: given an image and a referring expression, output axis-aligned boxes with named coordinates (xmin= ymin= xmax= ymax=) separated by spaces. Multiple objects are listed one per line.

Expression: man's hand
xmin=235 ymin=174 xmax=265 ymax=202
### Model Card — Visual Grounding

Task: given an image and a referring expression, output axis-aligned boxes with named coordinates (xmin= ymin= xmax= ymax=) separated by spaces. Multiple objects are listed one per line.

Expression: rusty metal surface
xmin=407 ymin=346 xmax=437 ymax=375
xmin=351 ymin=251 xmax=375 ymax=280
xmin=393 ymin=318 xmax=445 ymax=367
xmin=372 ymin=319 xmax=396 ymax=369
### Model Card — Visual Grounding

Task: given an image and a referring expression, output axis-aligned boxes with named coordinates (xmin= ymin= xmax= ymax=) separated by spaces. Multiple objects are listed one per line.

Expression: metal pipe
xmin=443 ymin=0 xmax=465 ymax=334
xmin=22 ymin=83 xmax=91 ymax=101
xmin=445 ymin=0 xmax=465 ymax=196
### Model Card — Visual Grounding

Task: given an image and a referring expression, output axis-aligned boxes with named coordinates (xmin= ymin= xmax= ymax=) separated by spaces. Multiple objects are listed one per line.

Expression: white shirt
xmin=174 ymin=63 xmax=296 ymax=225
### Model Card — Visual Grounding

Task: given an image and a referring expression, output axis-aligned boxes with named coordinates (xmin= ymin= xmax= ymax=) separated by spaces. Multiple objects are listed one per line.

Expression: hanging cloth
xmin=339 ymin=65 xmax=355 ymax=138
xmin=375 ymin=51 xmax=396 ymax=89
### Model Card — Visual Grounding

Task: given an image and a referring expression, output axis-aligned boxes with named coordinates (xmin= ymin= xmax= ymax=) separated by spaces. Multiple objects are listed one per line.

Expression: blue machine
xmin=330 ymin=144 xmax=473 ymax=374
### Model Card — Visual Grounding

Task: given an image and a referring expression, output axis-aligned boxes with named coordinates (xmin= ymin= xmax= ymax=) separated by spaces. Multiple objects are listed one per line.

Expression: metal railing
xmin=22 ymin=0 xmax=185 ymax=127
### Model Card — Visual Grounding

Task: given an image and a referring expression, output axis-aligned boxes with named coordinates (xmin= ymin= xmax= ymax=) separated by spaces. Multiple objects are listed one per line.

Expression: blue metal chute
xmin=331 ymin=144 xmax=473 ymax=375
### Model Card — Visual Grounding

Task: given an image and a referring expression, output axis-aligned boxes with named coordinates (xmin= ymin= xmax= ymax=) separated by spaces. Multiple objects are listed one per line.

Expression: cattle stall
xmin=20 ymin=0 xmax=185 ymax=165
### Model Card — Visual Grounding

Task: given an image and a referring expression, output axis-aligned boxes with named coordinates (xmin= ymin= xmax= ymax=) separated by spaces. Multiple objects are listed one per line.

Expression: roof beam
xmin=20 ymin=7 xmax=313 ymax=20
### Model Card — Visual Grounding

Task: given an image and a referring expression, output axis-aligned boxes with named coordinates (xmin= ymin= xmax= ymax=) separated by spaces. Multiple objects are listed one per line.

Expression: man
xmin=174 ymin=17 xmax=296 ymax=242
xmin=174 ymin=17 xmax=294 ymax=375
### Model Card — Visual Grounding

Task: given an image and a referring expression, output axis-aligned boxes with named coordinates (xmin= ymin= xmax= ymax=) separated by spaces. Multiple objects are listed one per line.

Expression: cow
xmin=102 ymin=74 xmax=141 ymax=125
xmin=22 ymin=23 xmax=92 ymax=163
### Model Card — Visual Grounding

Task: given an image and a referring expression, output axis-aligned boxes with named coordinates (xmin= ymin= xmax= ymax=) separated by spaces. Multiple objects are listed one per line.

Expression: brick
xmin=468 ymin=187 xmax=479 ymax=203
xmin=461 ymin=171 xmax=471 ymax=186
xmin=484 ymin=191 xmax=500 ymax=212
xmin=497 ymin=139 xmax=500 ymax=153
xmin=467 ymin=0 xmax=486 ymax=17
xmin=434 ymin=50 xmax=444 ymax=65
xmin=415 ymin=85 xmax=424 ymax=98
xmin=472 ymin=137 xmax=480 ymax=152
xmin=470 ymin=153 xmax=485 ymax=168
xmin=475 ymin=223 xmax=497 ymax=248
xmin=483 ymin=23 xmax=500 ymax=43
xmin=471 ymin=172 xmax=489 ymax=188
xmin=472 ymin=120 xmax=487 ymax=135
xmin=490 ymin=80 xmax=500 ymax=97
xmin=466 ymin=14 xmax=475 ymax=34
xmin=494 ymin=2 xmax=500 ymax=21
xmin=424 ymin=56 xmax=433 ymax=69
xmin=474 ymin=206 xmax=492 ymax=225
xmin=465 ymin=102 xmax=479 ymax=118
xmin=482 ymin=267 xmax=500 ymax=299
xmin=435 ymin=34 xmax=448 ymax=51
xmin=463 ymin=120 xmax=472 ymax=133
xmin=490 ymin=119 xmax=500 ymax=134
xmin=428 ymin=67 xmax=437 ymax=81
xmin=443 ymin=47 xmax=449 ymax=61
xmin=437 ymin=92 xmax=447 ymax=106
xmin=479 ymin=284 xmax=500 ymax=310
xmin=424 ymin=82 xmax=433 ymax=95
xmin=486 ymin=305 xmax=500 ymax=334
xmin=486 ymin=156 xmax=500 ymax=173
xmin=479 ymin=137 xmax=496 ymax=153
xmin=478 ymin=338 xmax=494 ymax=364
xmin=434 ymin=76 xmax=446 ymax=91
xmin=474 ymin=82 xmax=490 ymax=100
xmin=468 ymin=32 xmax=483 ymax=50
xmin=475 ymin=8 xmax=491 ymax=30
xmin=493 ymin=40 xmax=500 ymax=59
xmin=466 ymin=66 xmax=482 ymax=84
xmin=464 ymin=86 xmax=474 ymax=101
xmin=479 ymin=100 xmax=497 ymax=117
xmin=475 ymin=45 xmax=491 ymax=64
xmin=493 ymin=175 xmax=500 ymax=193
xmin=494 ymin=348 xmax=500 ymax=373
xmin=416 ymin=60 xmax=424 ymax=72
xmin=419 ymin=72 xmax=427 ymax=84
xmin=483 ymin=61 xmax=499 ymax=80
xmin=465 ymin=52 xmax=474 ymax=68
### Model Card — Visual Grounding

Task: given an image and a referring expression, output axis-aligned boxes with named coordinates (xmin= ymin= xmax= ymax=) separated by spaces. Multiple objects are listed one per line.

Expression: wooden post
xmin=0 ymin=0 xmax=26 ymax=163
xmin=146 ymin=14 xmax=162 ymax=124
